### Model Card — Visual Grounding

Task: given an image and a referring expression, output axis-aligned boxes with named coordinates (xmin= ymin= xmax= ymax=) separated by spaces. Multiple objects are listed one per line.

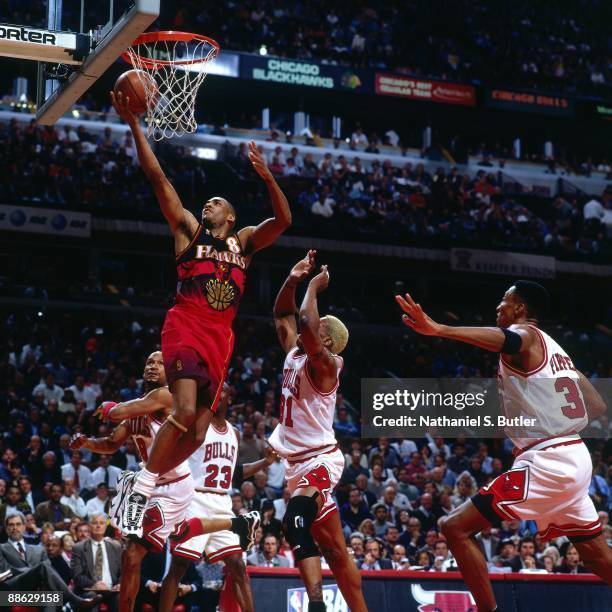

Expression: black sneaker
xmin=230 ymin=511 xmax=260 ymax=551
xmin=121 ymin=492 xmax=148 ymax=538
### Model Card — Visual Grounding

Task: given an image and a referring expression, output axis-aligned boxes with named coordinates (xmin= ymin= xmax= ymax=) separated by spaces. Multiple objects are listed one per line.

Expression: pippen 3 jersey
xmin=175 ymin=226 xmax=248 ymax=324
xmin=188 ymin=421 xmax=239 ymax=494
xmin=129 ymin=413 xmax=190 ymax=485
xmin=269 ymin=346 xmax=343 ymax=460
xmin=498 ymin=325 xmax=588 ymax=449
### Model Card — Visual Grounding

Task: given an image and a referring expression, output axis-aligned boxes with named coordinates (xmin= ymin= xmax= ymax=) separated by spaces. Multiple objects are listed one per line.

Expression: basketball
xmin=114 ymin=69 xmax=156 ymax=114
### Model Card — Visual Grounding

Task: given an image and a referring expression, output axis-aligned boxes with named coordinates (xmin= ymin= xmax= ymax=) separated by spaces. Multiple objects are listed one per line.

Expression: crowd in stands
xmin=3 ymin=1 xmax=611 ymax=97
xmin=2 ymin=117 xmax=607 ymax=262
xmin=0 ymin=303 xmax=609 ymax=609
xmin=226 ymin=140 xmax=612 ymax=258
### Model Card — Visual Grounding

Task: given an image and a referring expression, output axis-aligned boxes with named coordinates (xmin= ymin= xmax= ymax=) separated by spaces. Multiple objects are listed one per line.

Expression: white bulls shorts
xmin=110 ymin=470 xmax=193 ymax=551
xmin=473 ymin=437 xmax=601 ymax=541
xmin=171 ymin=490 xmax=241 ymax=563
xmin=284 ymin=447 xmax=344 ymax=526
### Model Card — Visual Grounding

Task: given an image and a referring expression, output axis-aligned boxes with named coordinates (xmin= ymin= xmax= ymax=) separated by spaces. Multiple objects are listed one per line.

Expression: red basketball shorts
xmin=161 ymin=305 xmax=234 ymax=412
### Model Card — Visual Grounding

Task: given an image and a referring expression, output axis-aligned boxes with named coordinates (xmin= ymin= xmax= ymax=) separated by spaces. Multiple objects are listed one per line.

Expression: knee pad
xmin=282 ymin=495 xmax=319 ymax=562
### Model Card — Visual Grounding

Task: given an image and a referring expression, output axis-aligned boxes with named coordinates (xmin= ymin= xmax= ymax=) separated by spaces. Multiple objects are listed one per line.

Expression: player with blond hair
xmin=268 ymin=251 xmax=367 ymax=612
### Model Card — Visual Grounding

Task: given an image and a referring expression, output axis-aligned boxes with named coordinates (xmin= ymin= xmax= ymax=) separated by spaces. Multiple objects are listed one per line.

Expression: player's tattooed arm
xmin=238 ymin=141 xmax=292 ymax=254
xmin=69 ymin=420 xmax=131 ymax=454
xmin=395 ymin=293 xmax=537 ymax=353
xmin=111 ymin=90 xmax=198 ymax=243
xmin=576 ymin=371 xmax=607 ymax=420
xmin=274 ymin=250 xmax=317 ymax=353
xmin=299 ymin=265 xmax=338 ymax=390
xmin=94 ymin=387 xmax=173 ymax=422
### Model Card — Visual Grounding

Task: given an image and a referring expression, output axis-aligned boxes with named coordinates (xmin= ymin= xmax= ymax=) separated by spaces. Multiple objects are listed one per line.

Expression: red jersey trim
xmin=211 ymin=422 xmax=229 ymax=435
xmin=513 ymin=437 xmax=583 ymax=457
xmin=500 ymin=325 xmax=548 ymax=377
xmin=175 ymin=224 xmax=203 ymax=261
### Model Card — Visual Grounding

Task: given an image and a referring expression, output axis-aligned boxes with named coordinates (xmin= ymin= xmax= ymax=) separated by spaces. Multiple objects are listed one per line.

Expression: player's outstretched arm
xmin=110 ymin=91 xmax=199 ymax=241
xmin=69 ymin=421 xmax=131 ymax=454
xmin=238 ymin=141 xmax=291 ymax=255
xmin=238 ymin=446 xmax=280 ymax=483
xmin=577 ymin=371 xmax=607 ymax=419
xmin=395 ymin=293 xmax=536 ymax=353
xmin=299 ymin=266 xmax=338 ymax=389
xmin=274 ymin=250 xmax=316 ymax=353
xmin=94 ymin=387 xmax=173 ymax=423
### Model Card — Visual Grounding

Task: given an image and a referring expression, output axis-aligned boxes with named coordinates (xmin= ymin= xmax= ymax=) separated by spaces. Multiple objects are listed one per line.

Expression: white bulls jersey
xmin=188 ymin=421 xmax=239 ymax=493
xmin=498 ymin=325 xmax=588 ymax=449
xmin=269 ymin=346 xmax=343 ymax=460
xmin=129 ymin=413 xmax=190 ymax=485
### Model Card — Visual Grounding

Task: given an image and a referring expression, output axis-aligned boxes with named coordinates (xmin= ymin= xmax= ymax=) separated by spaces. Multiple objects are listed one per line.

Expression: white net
xmin=124 ymin=34 xmax=219 ymax=141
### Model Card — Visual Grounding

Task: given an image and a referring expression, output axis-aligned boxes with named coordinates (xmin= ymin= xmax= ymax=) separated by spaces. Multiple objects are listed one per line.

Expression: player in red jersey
xmin=269 ymin=251 xmax=367 ymax=612
xmin=111 ymin=91 xmax=291 ymax=536
xmin=396 ymin=282 xmax=611 ymax=612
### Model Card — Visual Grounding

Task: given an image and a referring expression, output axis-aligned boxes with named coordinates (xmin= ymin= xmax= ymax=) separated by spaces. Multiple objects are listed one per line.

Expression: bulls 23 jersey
xmin=188 ymin=421 xmax=239 ymax=493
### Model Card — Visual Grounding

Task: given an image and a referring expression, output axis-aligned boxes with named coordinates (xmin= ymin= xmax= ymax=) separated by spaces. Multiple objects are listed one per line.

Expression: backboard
xmin=0 ymin=0 xmax=160 ymax=124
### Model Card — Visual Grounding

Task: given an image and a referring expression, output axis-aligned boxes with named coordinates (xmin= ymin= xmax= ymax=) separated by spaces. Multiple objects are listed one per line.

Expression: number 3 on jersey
xmin=279 ymin=395 xmax=294 ymax=427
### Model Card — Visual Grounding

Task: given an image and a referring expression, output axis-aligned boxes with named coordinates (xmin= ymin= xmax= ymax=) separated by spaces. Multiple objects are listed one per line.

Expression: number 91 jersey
xmin=269 ymin=346 xmax=343 ymax=460
xmin=188 ymin=421 xmax=239 ymax=493
xmin=498 ymin=325 xmax=588 ymax=449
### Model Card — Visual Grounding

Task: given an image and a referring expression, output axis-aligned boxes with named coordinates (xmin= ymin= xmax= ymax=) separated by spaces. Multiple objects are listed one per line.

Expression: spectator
xmin=371 ymin=503 xmax=394 ymax=537
xmin=340 ymin=487 xmax=373 ymax=533
xmin=410 ymin=493 xmax=437 ymax=532
xmin=60 ymin=480 xmax=87 ymax=519
xmin=46 ymin=535 xmax=72 ymax=584
xmin=34 ymin=483 xmax=75 ymax=529
xmin=61 ymin=451 xmax=94 ymax=499
xmin=390 ymin=544 xmax=410 ymax=569
xmin=32 ymin=374 xmax=64 ymax=405
xmin=476 ymin=527 xmax=500 ymax=563
xmin=358 ymin=538 xmax=392 ymax=570
xmin=91 ymin=455 xmax=121 ymax=491
xmin=273 ymin=487 xmax=291 ymax=521
xmin=0 ymin=486 xmax=31 ymax=523
xmin=237 ymin=423 xmax=264 ymax=464
xmin=85 ymin=484 xmax=110 ymax=520
xmin=71 ymin=512 xmax=121 ymax=610
xmin=246 ymin=534 xmax=290 ymax=568
xmin=555 ymin=542 xmax=590 ymax=575
xmin=240 ymin=481 xmax=260 ymax=512
xmin=68 ymin=376 xmax=98 ymax=411
xmin=343 ymin=449 xmax=370 ymax=484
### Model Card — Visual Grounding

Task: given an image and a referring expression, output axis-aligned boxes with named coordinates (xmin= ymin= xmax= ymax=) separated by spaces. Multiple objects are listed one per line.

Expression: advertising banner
xmin=239 ymin=55 xmax=369 ymax=93
xmin=450 ymin=248 xmax=556 ymax=278
xmin=487 ymin=88 xmax=574 ymax=116
xmin=249 ymin=569 xmax=610 ymax=612
xmin=375 ymin=74 xmax=476 ymax=106
xmin=0 ymin=204 xmax=91 ymax=238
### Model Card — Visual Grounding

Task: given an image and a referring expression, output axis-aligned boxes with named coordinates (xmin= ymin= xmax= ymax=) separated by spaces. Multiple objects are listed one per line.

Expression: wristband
xmin=100 ymin=401 xmax=118 ymax=421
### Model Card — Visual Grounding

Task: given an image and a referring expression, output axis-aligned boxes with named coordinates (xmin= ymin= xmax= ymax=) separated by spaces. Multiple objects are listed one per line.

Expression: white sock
xmin=133 ymin=467 xmax=158 ymax=496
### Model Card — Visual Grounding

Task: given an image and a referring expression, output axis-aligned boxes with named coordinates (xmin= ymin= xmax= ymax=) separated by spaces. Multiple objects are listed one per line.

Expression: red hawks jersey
xmin=175 ymin=226 xmax=248 ymax=325
xmin=188 ymin=421 xmax=239 ymax=493
xmin=498 ymin=325 xmax=588 ymax=449
xmin=269 ymin=347 xmax=343 ymax=460
xmin=128 ymin=413 xmax=190 ymax=485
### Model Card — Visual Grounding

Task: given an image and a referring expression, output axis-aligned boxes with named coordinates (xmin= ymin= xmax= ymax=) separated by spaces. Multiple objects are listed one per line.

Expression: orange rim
xmin=122 ymin=31 xmax=221 ymax=70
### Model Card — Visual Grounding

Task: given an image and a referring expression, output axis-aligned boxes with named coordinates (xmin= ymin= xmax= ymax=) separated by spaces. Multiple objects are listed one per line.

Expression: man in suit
xmin=357 ymin=538 xmax=393 ymax=570
xmin=504 ymin=536 xmax=544 ymax=572
xmin=475 ymin=526 xmax=500 ymax=564
xmin=34 ymin=483 xmax=75 ymax=529
xmin=62 ymin=450 xmax=95 ymax=499
xmin=71 ymin=512 xmax=122 ymax=612
xmin=246 ymin=534 xmax=291 ymax=568
xmin=0 ymin=512 xmax=101 ymax=610
xmin=138 ymin=544 xmax=202 ymax=610
xmin=91 ymin=455 xmax=122 ymax=491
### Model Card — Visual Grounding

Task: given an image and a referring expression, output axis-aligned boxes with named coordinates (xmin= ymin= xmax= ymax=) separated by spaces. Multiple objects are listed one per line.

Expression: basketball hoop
xmin=122 ymin=31 xmax=220 ymax=140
